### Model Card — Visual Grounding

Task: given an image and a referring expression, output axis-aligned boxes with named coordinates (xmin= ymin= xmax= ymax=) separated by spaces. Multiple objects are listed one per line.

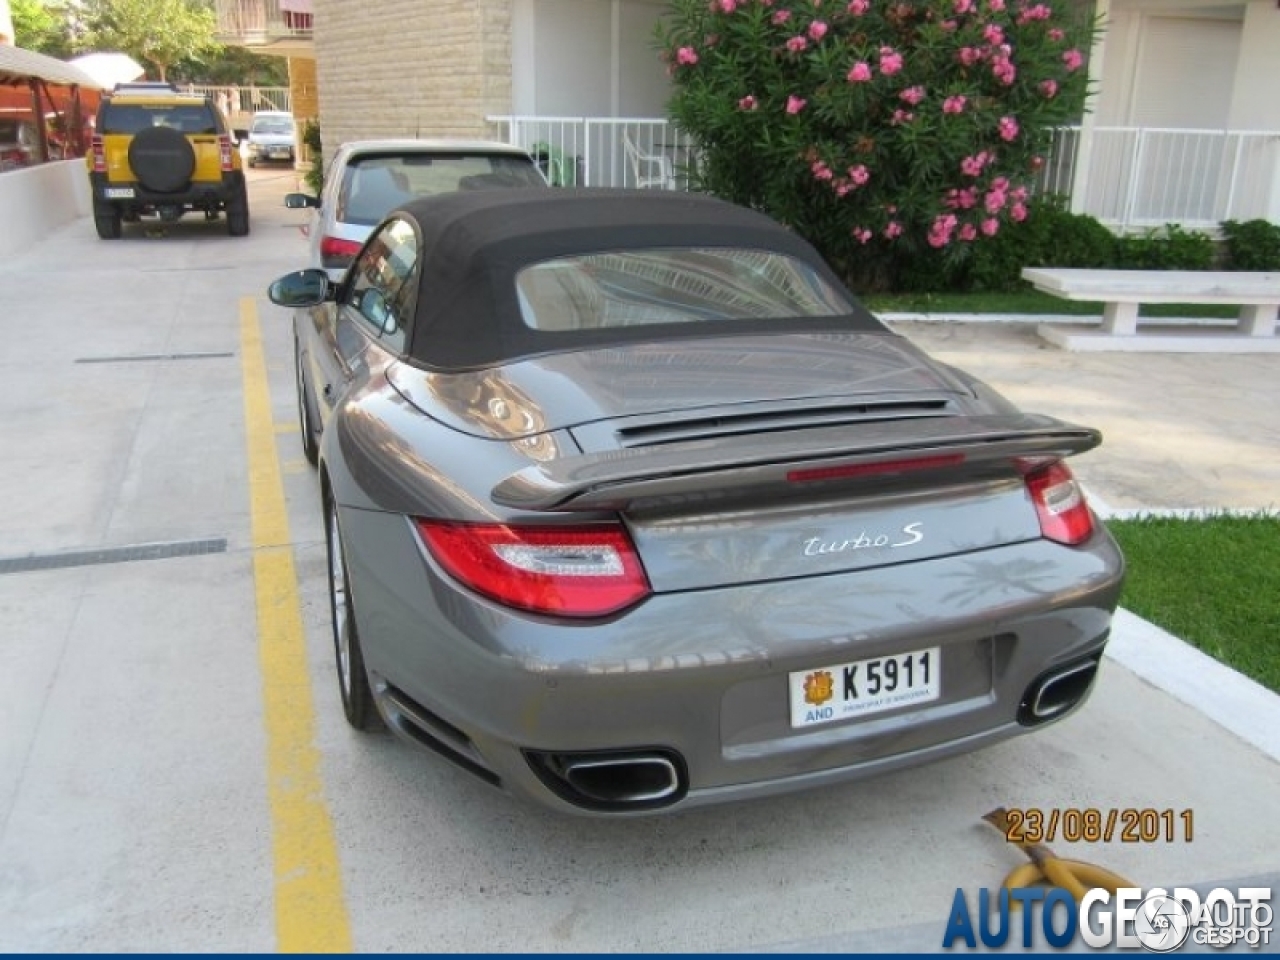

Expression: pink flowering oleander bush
xmin=656 ymin=0 xmax=1096 ymax=290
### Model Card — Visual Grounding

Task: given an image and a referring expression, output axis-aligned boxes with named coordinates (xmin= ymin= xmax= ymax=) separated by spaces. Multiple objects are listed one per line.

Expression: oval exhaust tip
xmin=565 ymin=756 xmax=680 ymax=805
xmin=1019 ymin=657 xmax=1100 ymax=725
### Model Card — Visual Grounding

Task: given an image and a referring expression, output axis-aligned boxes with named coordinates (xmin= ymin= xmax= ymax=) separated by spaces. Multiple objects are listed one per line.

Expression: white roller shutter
xmin=1131 ymin=16 xmax=1240 ymax=128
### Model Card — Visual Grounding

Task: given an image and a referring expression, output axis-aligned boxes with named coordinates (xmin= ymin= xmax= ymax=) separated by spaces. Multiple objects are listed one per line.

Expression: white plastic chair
xmin=622 ymin=130 xmax=675 ymax=190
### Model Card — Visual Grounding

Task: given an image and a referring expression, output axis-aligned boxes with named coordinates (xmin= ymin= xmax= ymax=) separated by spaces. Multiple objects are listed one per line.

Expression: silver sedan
xmin=268 ymin=188 xmax=1124 ymax=815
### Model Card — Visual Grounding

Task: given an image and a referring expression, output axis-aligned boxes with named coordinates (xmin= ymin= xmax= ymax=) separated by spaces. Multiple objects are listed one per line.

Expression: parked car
xmin=267 ymin=188 xmax=1124 ymax=816
xmin=85 ymin=81 xmax=248 ymax=239
xmin=0 ymin=117 xmax=41 ymax=170
xmin=284 ymin=139 xmax=547 ymax=281
xmin=244 ymin=110 xmax=296 ymax=167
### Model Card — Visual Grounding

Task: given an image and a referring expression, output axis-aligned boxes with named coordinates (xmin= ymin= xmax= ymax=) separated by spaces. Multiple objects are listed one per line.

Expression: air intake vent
xmin=613 ymin=399 xmax=955 ymax=448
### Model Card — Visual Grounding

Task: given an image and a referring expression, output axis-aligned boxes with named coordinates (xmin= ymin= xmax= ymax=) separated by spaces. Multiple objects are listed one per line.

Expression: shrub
xmin=301 ymin=120 xmax=323 ymax=195
xmin=960 ymin=196 xmax=1114 ymax=290
xmin=1113 ymin=224 xmax=1214 ymax=271
xmin=657 ymin=0 xmax=1097 ymax=292
xmin=1220 ymin=219 xmax=1280 ymax=271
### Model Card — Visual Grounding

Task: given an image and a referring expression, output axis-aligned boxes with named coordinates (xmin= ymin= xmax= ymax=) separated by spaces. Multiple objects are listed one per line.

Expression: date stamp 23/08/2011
xmin=1001 ymin=807 xmax=1194 ymax=844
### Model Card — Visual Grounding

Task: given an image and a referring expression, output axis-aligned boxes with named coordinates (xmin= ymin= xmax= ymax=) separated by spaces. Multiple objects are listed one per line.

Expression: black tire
xmin=325 ymin=496 xmax=380 ymax=731
xmin=127 ymin=125 xmax=196 ymax=193
xmin=295 ymin=341 xmax=319 ymax=466
xmin=94 ymin=208 xmax=122 ymax=239
xmin=227 ymin=181 xmax=250 ymax=237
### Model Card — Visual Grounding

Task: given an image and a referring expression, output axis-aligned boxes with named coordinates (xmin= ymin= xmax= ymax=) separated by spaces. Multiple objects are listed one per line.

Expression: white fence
xmin=1076 ymin=127 xmax=1280 ymax=230
xmin=486 ymin=116 xmax=696 ymax=189
xmin=489 ymin=116 xmax=1280 ymax=230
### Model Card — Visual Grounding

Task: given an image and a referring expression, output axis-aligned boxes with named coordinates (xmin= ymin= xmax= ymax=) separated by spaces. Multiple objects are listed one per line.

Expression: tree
xmin=657 ymin=0 xmax=1096 ymax=291
xmin=80 ymin=0 xmax=218 ymax=81
xmin=11 ymin=0 xmax=75 ymax=57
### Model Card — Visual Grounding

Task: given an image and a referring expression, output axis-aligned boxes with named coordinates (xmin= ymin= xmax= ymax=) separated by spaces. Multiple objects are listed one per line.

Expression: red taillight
xmin=320 ymin=235 xmax=363 ymax=270
xmin=90 ymin=136 xmax=106 ymax=173
xmin=218 ymin=134 xmax=233 ymax=171
xmin=414 ymin=520 xmax=652 ymax=618
xmin=1026 ymin=462 xmax=1093 ymax=546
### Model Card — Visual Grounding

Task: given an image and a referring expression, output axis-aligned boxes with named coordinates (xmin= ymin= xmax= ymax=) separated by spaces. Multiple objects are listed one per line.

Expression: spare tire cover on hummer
xmin=127 ymin=125 xmax=197 ymax=193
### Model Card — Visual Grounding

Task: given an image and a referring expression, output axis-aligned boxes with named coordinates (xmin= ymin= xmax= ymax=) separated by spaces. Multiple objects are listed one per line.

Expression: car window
xmin=252 ymin=117 xmax=294 ymax=135
xmin=343 ymin=218 xmax=420 ymax=352
xmin=514 ymin=248 xmax=854 ymax=331
xmin=337 ymin=153 xmax=544 ymax=226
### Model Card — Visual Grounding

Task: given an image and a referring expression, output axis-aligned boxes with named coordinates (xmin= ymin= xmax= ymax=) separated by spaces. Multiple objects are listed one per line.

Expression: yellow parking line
xmin=240 ymin=297 xmax=353 ymax=953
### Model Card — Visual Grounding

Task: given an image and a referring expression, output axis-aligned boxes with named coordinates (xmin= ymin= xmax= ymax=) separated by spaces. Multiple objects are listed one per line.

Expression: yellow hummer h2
xmin=86 ymin=82 xmax=249 ymax=239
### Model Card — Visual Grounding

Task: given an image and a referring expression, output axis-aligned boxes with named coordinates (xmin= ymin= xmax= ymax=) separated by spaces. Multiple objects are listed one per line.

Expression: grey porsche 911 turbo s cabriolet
xmin=268 ymin=188 xmax=1124 ymax=815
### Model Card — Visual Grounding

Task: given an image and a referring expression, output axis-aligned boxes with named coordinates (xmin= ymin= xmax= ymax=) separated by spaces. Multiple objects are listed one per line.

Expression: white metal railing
xmin=489 ymin=117 xmax=1280 ymax=229
xmin=1069 ymin=127 xmax=1280 ymax=230
xmin=184 ymin=84 xmax=291 ymax=115
xmin=486 ymin=116 xmax=696 ymax=190
xmin=213 ymin=0 xmax=313 ymax=42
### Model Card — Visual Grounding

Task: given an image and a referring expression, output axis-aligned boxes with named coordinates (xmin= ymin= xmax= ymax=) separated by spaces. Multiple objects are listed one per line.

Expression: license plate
xmin=789 ymin=646 xmax=941 ymax=728
xmin=104 ymin=187 xmax=135 ymax=198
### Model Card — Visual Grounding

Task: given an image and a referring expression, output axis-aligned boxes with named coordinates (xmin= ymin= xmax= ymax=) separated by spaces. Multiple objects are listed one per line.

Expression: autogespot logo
xmin=942 ymin=886 xmax=1273 ymax=951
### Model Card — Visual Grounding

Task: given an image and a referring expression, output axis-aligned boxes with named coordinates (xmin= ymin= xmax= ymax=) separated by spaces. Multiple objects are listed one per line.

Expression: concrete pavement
xmin=0 ymin=170 xmax=1277 ymax=952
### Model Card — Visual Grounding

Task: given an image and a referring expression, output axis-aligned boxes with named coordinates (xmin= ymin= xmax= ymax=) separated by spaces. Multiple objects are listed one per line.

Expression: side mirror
xmin=268 ymin=269 xmax=332 ymax=308
xmin=284 ymin=192 xmax=320 ymax=210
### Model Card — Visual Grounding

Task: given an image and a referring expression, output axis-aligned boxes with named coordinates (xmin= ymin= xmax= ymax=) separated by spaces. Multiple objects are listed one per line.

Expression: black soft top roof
xmin=393 ymin=188 xmax=883 ymax=370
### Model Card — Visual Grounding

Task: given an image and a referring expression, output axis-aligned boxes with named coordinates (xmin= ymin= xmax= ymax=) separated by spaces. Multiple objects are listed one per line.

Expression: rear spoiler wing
xmin=492 ymin=413 xmax=1100 ymax=511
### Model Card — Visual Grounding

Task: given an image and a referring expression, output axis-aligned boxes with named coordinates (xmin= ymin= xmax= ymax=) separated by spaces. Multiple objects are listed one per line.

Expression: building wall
xmin=1226 ymin=0 xmax=1280 ymax=130
xmin=311 ymin=0 xmax=512 ymax=151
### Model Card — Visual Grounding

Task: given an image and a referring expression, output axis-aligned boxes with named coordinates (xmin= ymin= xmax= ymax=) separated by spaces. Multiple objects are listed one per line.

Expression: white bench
xmin=1022 ymin=268 xmax=1280 ymax=353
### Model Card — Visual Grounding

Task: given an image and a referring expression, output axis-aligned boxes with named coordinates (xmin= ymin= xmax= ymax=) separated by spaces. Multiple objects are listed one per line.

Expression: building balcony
xmin=214 ymin=0 xmax=314 ymax=57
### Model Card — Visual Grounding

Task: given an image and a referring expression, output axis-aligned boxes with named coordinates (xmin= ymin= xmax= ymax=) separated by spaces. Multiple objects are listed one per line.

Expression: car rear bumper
xmin=339 ymin=505 xmax=1124 ymax=815
xmin=89 ymin=170 xmax=244 ymax=208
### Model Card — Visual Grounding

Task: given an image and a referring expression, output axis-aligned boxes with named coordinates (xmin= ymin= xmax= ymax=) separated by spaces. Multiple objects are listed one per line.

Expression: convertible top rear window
xmin=515 ymin=249 xmax=853 ymax=331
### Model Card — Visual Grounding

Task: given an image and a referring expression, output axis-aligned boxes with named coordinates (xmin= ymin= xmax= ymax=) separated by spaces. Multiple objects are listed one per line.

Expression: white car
xmin=244 ymin=110 xmax=297 ymax=166
xmin=286 ymin=139 xmax=548 ymax=281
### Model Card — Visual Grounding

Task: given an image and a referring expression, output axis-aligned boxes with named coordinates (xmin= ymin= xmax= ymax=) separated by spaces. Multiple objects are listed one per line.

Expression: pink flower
xmin=943 ymin=95 xmax=967 ymax=114
xmin=900 ymin=85 xmax=926 ymax=105
xmin=879 ymin=46 xmax=904 ymax=76
xmin=847 ymin=0 xmax=870 ymax=12
xmin=1011 ymin=185 xmax=1028 ymax=202
xmin=998 ymin=115 xmax=1019 ymax=141
xmin=848 ymin=164 xmax=870 ymax=185
xmin=1010 ymin=202 xmax=1028 ymax=222
xmin=959 ymin=223 xmax=978 ymax=241
xmin=988 ymin=0 xmax=1005 ymax=9
xmin=1016 ymin=2 xmax=1052 ymax=21
xmin=1030 ymin=155 xmax=1045 ymax=170
xmin=953 ymin=0 xmax=974 ymax=13
xmin=847 ymin=61 xmax=872 ymax=82
xmin=676 ymin=46 xmax=699 ymax=65
xmin=786 ymin=35 xmax=809 ymax=52
xmin=891 ymin=108 xmax=915 ymax=125
xmin=852 ymin=227 xmax=873 ymax=244
xmin=940 ymin=19 xmax=959 ymax=31
xmin=1039 ymin=79 xmax=1058 ymax=98
xmin=1047 ymin=27 xmax=1065 ymax=41
xmin=992 ymin=58 xmax=1017 ymax=85
xmin=811 ymin=159 xmax=834 ymax=181
xmin=772 ymin=8 xmax=792 ymax=23
xmin=984 ymin=189 xmax=1007 ymax=213
xmin=960 ymin=152 xmax=990 ymax=177
xmin=928 ymin=214 xmax=958 ymax=248
xmin=884 ymin=221 xmax=904 ymax=239
xmin=808 ymin=19 xmax=828 ymax=40
xmin=981 ymin=217 xmax=1000 ymax=236
xmin=834 ymin=181 xmax=853 ymax=197
xmin=958 ymin=46 xmax=983 ymax=67
xmin=983 ymin=23 xmax=1004 ymax=45
xmin=716 ymin=0 xmax=738 ymax=10
xmin=1063 ymin=48 xmax=1084 ymax=72
xmin=738 ymin=94 xmax=759 ymax=111
xmin=956 ymin=187 xmax=977 ymax=208
xmin=786 ymin=95 xmax=807 ymax=114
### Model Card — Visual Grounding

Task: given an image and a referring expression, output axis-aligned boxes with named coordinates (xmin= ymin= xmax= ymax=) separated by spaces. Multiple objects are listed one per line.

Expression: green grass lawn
xmin=1105 ymin=513 xmax=1280 ymax=693
xmin=863 ymin=290 xmax=1240 ymax=318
